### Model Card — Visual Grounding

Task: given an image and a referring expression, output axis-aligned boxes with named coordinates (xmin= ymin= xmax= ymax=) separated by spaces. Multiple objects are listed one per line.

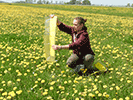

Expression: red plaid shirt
xmin=57 ymin=22 xmax=95 ymax=57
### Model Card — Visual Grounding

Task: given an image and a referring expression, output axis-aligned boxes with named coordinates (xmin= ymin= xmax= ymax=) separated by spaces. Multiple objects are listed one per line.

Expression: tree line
xmin=25 ymin=0 xmax=91 ymax=5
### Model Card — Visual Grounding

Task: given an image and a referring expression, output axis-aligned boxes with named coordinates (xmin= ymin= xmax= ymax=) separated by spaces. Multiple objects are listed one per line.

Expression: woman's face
xmin=73 ymin=19 xmax=83 ymax=31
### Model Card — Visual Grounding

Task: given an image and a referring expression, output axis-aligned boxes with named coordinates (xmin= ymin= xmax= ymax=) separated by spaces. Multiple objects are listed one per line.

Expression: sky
xmin=1 ymin=0 xmax=133 ymax=6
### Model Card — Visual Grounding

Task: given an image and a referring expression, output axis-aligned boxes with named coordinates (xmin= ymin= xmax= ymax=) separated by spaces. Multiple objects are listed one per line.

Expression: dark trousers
xmin=66 ymin=53 xmax=94 ymax=70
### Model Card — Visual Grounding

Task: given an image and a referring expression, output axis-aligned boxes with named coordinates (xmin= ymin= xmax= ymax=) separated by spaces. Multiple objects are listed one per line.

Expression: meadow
xmin=0 ymin=3 xmax=133 ymax=100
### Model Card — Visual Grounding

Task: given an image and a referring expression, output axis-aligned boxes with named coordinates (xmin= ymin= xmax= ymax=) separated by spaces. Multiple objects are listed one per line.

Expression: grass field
xmin=0 ymin=3 xmax=133 ymax=100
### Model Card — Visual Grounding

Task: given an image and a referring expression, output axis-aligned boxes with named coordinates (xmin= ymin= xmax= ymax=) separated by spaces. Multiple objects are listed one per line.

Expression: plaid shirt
xmin=57 ymin=22 xmax=95 ymax=57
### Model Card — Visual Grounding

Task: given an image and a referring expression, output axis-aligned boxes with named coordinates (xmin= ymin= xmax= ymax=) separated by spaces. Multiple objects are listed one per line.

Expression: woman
xmin=50 ymin=14 xmax=97 ymax=76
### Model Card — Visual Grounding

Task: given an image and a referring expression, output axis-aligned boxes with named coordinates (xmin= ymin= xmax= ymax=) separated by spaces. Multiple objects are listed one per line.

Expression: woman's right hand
xmin=49 ymin=14 xmax=55 ymax=19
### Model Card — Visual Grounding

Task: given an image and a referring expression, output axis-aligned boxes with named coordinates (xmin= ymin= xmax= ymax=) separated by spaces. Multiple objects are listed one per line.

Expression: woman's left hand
xmin=52 ymin=45 xmax=60 ymax=52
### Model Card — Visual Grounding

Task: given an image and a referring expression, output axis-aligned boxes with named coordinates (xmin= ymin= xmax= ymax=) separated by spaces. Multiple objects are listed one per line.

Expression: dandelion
xmin=2 ymin=81 xmax=5 ymax=84
xmin=8 ymin=68 xmax=11 ymax=71
xmin=61 ymin=71 xmax=65 ymax=73
xmin=105 ymin=94 xmax=109 ymax=98
xmin=98 ymin=93 xmax=102 ymax=96
xmin=130 ymin=93 xmax=133 ymax=96
xmin=2 ymin=92 xmax=7 ymax=96
xmin=13 ymin=87 xmax=17 ymax=90
xmin=103 ymin=85 xmax=107 ymax=88
xmin=49 ymin=86 xmax=54 ymax=90
xmin=38 ymin=78 xmax=41 ymax=81
xmin=47 ymin=96 xmax=52 ymax=99
xmin=125 ymin=96 xmax=130 ymax=100
xmin=110 ymin=87 xmax=113 ymax=90
xmin=41 ymin=80 xmax=45 ymax=83
xmin=74 ymin=90 xmax=78 ymax=93
xmin=64 ymin=81 xmax=67 ymax=84
xmin=52 ymin=75 xmax=55 ymax=78
xmin=16 ymin=90 xmax=22 ymax=95
xmin=27 ymin=69 xmax=30 ymax=72
xmin=95 ymin=90 xmax=99 ymax=94
xmin=0 ymin=88 xmax=3 ymax=92
xmin=4 ymin=70 xmax=8 ymax=73
xmin=112 ymin=83 xmax=115 ymax=86
xmin=116 ymin=86 xmax=120 ymax=90
xmin=17 ymin=79 xmax=21 ymax=82
xmin=75 ymin=98 xmax=79 ymax=100
xmin=119 ymin=98 xmax=123 ymax=100
xmin=7 ymin=96 xmax=11 ymax=99
xmin=127 ymin=80 xmax=132 ymax=83
xmin=35 ymin=81 xmax=38 ymax=84
xmin=8 ymin=91 xmax=16 ymax=97
xmin=49 ymin=81 xmax=56 ymax=85
xmin=34 ymin=73 xmax=37 ymax=76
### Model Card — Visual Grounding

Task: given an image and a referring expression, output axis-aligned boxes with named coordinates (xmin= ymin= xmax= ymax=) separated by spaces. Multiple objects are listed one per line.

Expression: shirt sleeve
xmin=57 ymin=22 xmax=73 ymax=34
xmin=69 ymin=33 xmax=88 ymax=50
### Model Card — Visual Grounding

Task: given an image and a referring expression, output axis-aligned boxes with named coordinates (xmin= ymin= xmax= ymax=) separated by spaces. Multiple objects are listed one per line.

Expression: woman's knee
xmin=84 ymin=54 xmax=94 ymax=62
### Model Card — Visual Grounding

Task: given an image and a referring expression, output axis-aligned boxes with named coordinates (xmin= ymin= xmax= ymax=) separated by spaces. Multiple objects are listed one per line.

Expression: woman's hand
xmin=52 ymin=45 xmax=61 ymax=52
xmin=49 ymin=14 xmax=55 ymax=19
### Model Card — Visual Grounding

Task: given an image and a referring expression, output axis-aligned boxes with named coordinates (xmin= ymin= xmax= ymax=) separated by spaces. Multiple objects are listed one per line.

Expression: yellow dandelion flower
xmin=56 ymin=63 xmax=60 ymax=66
xmin=68 ymin=80 xmax=72 ymax=83
xmin=7 ymin=96 xmax=11 ymax=99
xmin=24 ymin=73 xmax=27 ymax=76
xmin=49 ymin=86 xmax=54 ymax=90
xmin=125 ymin=96 xmax=130 ymax=100
xmin=103 ymin=85 xmax=107 ymax=88
xmin=41 ymin=80 xmax=45 ymax=83
xmin=47 ymin=96 xmax=52 ymax=99
xmin=74 ymin=90 xmax=78 ymax=93
xmin=105 ymin=94 xmax=109 ymax=98
xmin=4 ymin=70 xmax=8 ymax=73
xmin=34 ymin=73 xmax=37 ymax=76
xmin=2 ymin=92 xmax=7 ymax=96
xmin=16 ymin=90 xmax=22 ymax=95
xmin=127 ymin=80 xmax=132 ymax=83
xmin=35 ymin=81 xmax=38 ymax=84
xmin=64 ymin=81 xmax=67 ymax=84
xmin=62 ymin=98 xmax=66 ymax=100
xmin=116 ymin=86 xmax=120 ymax=90
xmin=61 ymin=71 xmax=65 ymax=73
xmin=13 ymin=87 xmax=17 ymax=90
xmin=8 ymin=68 xmax=11 ymax=71
xmin=130 ymin=92 xmax=133 ymax=96
xmin=8 ymin=91 xmax=16 ymax=97
xmin=52 ymin=75 xmax=55 ymax=78
xmin=17 ymin=72 xmax=22 ymax=76
xmin=98 ymin=93 xmax=102 ymax=96
xmin=110 ymin=87 xmax=113 ymax=90
xmin=130 ymin=72 xmax=133 ymax=76
xmin=95 ymin=90 xmax=99 ymax=94
xmin=38 ymin=78 xmax=41 ymax=81
xmin=119 ymin=98 xmax=123 ymax=100
xmin=16 ymin=78 xmax=20 ymax=82
xmin=75 ymin=98 xmax=79 ymax=100
xmin=49 ymin=81 xmax=56 ymax=85
xmin=27 ymin=69 xmax=30 ymax=72
xmin=74 ymin=80 xmax=79 ymax=83
xmin=2 ymin=60 xmax=5 ymax=63
xmin=0 ymin=88 xmax=3 ymax=92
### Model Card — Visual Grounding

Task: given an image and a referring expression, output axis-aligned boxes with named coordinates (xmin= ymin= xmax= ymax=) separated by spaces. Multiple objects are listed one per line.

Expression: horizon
xmin=0 ymin=0 xmax=133 ymax=6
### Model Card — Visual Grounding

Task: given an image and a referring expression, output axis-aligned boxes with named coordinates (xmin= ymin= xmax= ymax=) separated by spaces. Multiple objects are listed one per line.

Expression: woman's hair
xmin=73 ymin=17 xmax=87 ymax=32
xmin=74 ymin=17 xmax=87 ymax=26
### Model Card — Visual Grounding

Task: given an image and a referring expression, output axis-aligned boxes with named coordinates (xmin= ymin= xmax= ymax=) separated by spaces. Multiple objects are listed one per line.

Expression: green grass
xmin=0 ymin=3 xmax=133 ymax=100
